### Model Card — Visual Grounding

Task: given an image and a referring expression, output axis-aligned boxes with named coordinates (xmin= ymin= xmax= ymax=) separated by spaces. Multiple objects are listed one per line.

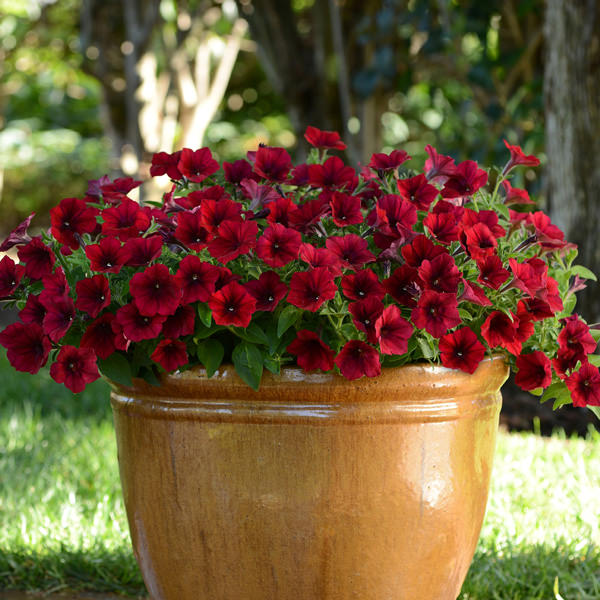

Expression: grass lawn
xmin=1 ymin=348 xmax=599 ymax=599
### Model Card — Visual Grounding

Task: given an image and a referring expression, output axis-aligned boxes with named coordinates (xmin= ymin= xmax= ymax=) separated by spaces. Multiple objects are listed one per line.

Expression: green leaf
xmin=417 ymin=337 xmax=435 ymax=360
xmin=232 ymin=342 xmax=264 ymax=390
xmin=589 ymin=330 xmax=600 ymax=342
xmin=587 ymin=354 xmax=600 ymax=367
xmin=242 ymin=322 xmax=270 ymax=345
xmin=193 ymin=324 xmax=224 ymax=341
xmin=98 ymin=353 xmax=133 ymax=387
xmin=571 ymin=265 xmax=598 ymax=281
xmin=196 ymin=339 xmax=224 ymax=378
xmin=496 ymin=202 xmax=510 ymax=221
xmin=197 ymin=303 xmax=213 ymax=328
xmin=540 ymin=381 xmax=570 ymax=405
xmin=277 ymin=305 xmax=301 ymax=338
xmin=263 ymin=356 xmax=281 ymax=375
xmin=588 ymin=406 xmax=600 ymax=421
xmin=137 ymin=366 xmax=161 ymax=386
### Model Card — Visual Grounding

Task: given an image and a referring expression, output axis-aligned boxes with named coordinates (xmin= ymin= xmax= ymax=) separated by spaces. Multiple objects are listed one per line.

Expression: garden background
xmin=0 ymin=0 xmax=599 ymax=598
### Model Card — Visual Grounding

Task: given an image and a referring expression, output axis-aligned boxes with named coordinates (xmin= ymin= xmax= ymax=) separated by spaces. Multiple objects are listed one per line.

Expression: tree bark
xmin=545 ymin=0 xmax=600 ymax=321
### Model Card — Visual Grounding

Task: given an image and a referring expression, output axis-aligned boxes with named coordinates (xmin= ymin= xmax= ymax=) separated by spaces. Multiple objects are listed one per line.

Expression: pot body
xmin=110 ymin=358 xmax=508 ymax=600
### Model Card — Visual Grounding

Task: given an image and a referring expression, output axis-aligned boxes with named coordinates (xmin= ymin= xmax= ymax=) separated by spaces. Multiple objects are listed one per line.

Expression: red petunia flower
xmin=0 ymin=213 xmax=34 ymax=252
xmin=566 ymin=362 xmax=600 ymax=407
xmin=463 ymin=223 xmax=498 ymax=260
xmin=288 ymin=267 xmax=338 ymax=312
xmin=424 ymin=145 xmax=456 ymax=182
xmin=85 ymin=237 xmax=127 ymax=273
xmin=439 ymin=327 xmax=486 ymax=374
xmin=396 ymin=174 xmax=438 ymax=211
xmin=551 ymin=348 xmax=580 ymax=381
xmin=49 ymin=345 xmax=100 ymax=393
xmin=244 ymin=270 xmax=288 ymax=312
xmin=39 ymin=268 xmax=69 ymax=306
xmin=253 ymin=146 xmax=292 ymax=182
xmin=266 ymin=196 xmax=300 ymax=228
xmin=150 ymin=150 xmax=183 ymax=180
xmin=298 ymin=243 xmax=342 ymax=277
xmin=375 ymin=305 xmax=413 ymax=355
xmin=515 ymin=351 xmax=552 ymax=391
xmin=0 ymin=256 xmax=25 ymax=298
xmin=19 ymin=294 xmax=46 ymax=325
xmin=502 ymin=140 xmax=540 ymax=174
xmin=101 ymin=198 xmax=151 ymax=241
xmin=459 ymin=279 xmax=492 ymax=307
xmin=341 ymin=269 xmax=385 ymax=302
xmin=256 ymin=224 xmax=302 ymax=268
xmin=308 ymin=156 xmax=355 ymax=190
xmin=208 ymin=281 xmax=256 ymax=327
xmin=288 ymin=196 xmax=330 ymax=234
xmin=289 ymin=163 xmax=311 ymax=186
xmin=401 ymin=234 xmax=447 ymax=268
xmin=349 ymin=297 xmax=384 ymax=343
xmin=411 ymin=290 xmax=461 ymax=338
xmin=502 ymin=180 xmax=535 ymax=205
xmin=75 ymin=275 xmax=111 ymax=318
xmin=50 ymin=197 xmax=98 ymax=249
xmin=477 ymin=255 xmax=510 ymax=289
xmin=173 ymin=211 xmax=211 ymax=251
xmin=441 ymin=160 xmax=488 ymax=198
xmin=151 ymin=339 xmax=189 ymax=372
xmin=100 ymin=177 xmax=142 ymax=204
xmin=304 ymin=126 xmax=347 ymax=151
xmin=370 ymin=194 xmax=417 ymax=249
xmin=368 ymin=149 xmax=410 ymax=172
xmin=80 ymin=313 xmax=128 ymax=359
xmin=200 ymin=198 xmax=243 ymax=233
xmin=384 ymin=265 xmax=421 ymax=308
xmin=214 ymin=266 xmax=239 ymax=290
xmin=418 ymin=253 xmax=461 ymax=294
xmin=461 ymin=208 xmax=506 ymax=239
xmin=122 ymin=235 xmax=163 ymax=267
xmin=557 ymin=314 xmax=596 ymax=360
xmin=17 ymin=237 xmax=55 ymax=280
xmin=130 ymin=264 xmax=181 ymax=316
xmin=508 ymin=257 xmax=548 ymax=298
xmin=480 ymin=311 xmax=520 ymax=355
xmin=287 ymin=329 xmax=335 ymax=372
xmin=175 ymin=256 xmax=220 ymax=304
xmin=43 ymin=296 xmax=75 ymax=342
xmin=116 ymin=302 xmax=166 ymax=342
xmin=423 ymin=212 xmax=460 ymax=245
xmin=223 ymin=159 xmax=256 ymax=185
xmin=330 ymin=192 xmax=363 ymax=227
xmin=0 ymin=322 xmax=51 ymax=374
xmin=177 ymin=147 xmax=219 ymax=183
xmin=162 ymin=305 xmax=196 ymax=339
xmin=240 ymin=179 xmax=280 ymax=211
xmin=326 ymin=234 xmax=375 ymax=271
xmin=334 ymin=340 xmax=381 ymax=380
xmin=208 ymin=219 xmax=258 ymax=264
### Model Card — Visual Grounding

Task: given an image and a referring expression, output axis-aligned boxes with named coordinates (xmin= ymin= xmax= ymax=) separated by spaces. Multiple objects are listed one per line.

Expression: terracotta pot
xmin=110 ymin=356 xmax=508 ymax=600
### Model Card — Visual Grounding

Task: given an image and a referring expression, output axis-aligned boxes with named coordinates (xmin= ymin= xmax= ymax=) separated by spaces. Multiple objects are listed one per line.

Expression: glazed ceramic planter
xmin=110 ymin=357 xmax=509 ymax=600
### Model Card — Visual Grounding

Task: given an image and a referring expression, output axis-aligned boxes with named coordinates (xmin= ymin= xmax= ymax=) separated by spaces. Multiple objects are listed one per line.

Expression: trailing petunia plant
xmin=1 ymin=127 xmax=599 ymax=411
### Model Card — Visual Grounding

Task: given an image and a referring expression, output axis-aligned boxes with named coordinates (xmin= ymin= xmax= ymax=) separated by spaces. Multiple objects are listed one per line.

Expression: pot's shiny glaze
xmin=110 ymin=357 xmax=509 ymax=600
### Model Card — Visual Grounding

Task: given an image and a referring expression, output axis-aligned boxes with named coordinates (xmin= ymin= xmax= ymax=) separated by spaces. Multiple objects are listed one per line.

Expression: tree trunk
xmin=544 ymin=0 xmax=600 ymax=322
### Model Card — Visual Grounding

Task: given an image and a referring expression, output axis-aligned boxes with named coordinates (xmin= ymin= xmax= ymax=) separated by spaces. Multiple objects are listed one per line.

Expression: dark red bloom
xmin=396 ymin=174 xmax=438 ymax=211
xmin=200 ymin=198 xmax=243 ymax=232
xmin=298 ymin=243 xmax=342 ymax=277
xmin=19 ymin=294 xmax=46 ymax=325
xmin=481 ymin=311 xmax=520 ymax=355
xmin=424 ymin=145 xmax=456 ymax=182
xmin=463 ymin=223 xmax=498 ymax=260
xmin=208 ymin=219 xmax=258 ymax=264
xmin=566 ymin=363 xmax=600 ymax=406
xmin=334 ymin=340 xmax=381 ymax=380
xmin=80 ymin=313 xmax=128 ymax=359
xmin=411 ymin=290 xmax=461 ymax=338
xmin=130 ymin=264 xmax=181 ymax=316
xmin=289 ymin=163 xmax=311 ymax=186
xmin=116 ymin=302 xmax=166 ymax=342
xmin=439 ymin=327 xmax=486 ymax=374
xmin=349 ymin=297 xmax=384 ymax=343
xmin=0 ymin=322 xmax=51 ymax=374
xmin=375 ymin=305 xmax=413 ymax=355
xmin=174 ymin=211 xmax=211 ymax=251
xmin=508 ymin=257 xmax=547 ymax=298
xmin=459 ymin=280 xmax=492 ymax=307
xmin=49 ymin=345 xmax=100 ymax=393
xmin=253 ymin=146 xmax=292 ymax=182
xmin=0 ymin=256 xmax=24 ymax=298
xmin=0 ymin=213 xmax=34 ymax=251
xmin=441 ymin=160 xmax=488 ymax=198
xmin=162 ymin=305 xmax=196 ymax=338
xmin=288 ymin=267 xmax=338 ymax=312
xmin=122 ymin=235 xmax=163 ymax=267
xmin=208 ymin=281 xmax=256 ymax=327
xmin=418 ymin=253 xmax=461 ymax=294
xmin=43 ymin=296 xmax=75 ymax=342
xmin=288 ymin=196 xmax=330 ymax=234
xmin=240 ymin=179 xmax=280 ymax=210
xmin=502 ymin=180 xmax=534 ymax=206
xmin=256 ymin=224 xmax=302 ymax=268
xmin=341 ymin=269 xmax=385 ymax=302
xmin=308 ymin=156 xmax=355 ymax=189
xmin=150 ymin=150 xmax=183 ymax=180
xmin=330 ymin=192 xmax=363 ymax=227
xmin=177 ymin=147 xmax=219 ymax=183
xmin=423 ymin=212 xmax=460 ymax=245
xmin=151 ymin=339 xmax=189 ymax=372
xmin=244 ymin=270 xmax=288 ymax=312
xmin=384 ymin=265 xmax=421 ymax=308
xmin=502 ymin=140 xmax=540 ymax=174
xmin=477 ymin=255 xmax=510 ymax=289
xmin=85 ymin=237 xmax=127 ymax=273
xmin=461 ymin=208 xmax=506 ymax=240
xmin=551 ymin=348 xmax=580 ymax=380
xmin=175 ymin=256 xmax=219 ymax=304
xmin=304 ymin=126 xmax=347 ymax=151
xmin=368 ymin=149 xmax=410 ymax=172
xmin=266 ymin=196 xmax=300 ymax=228
xmin=50 ymin=197 xmax=98 ymax=249
xmin=287 ymin=329 xmax=335 ymax=372
xmin=557 ymin=314 xmax=596 ymax=360
xmin=223 ymin=159 xmax=256 ymax=184
xmin=214 ymin=266 xmax=239 ymax=290
xmin=100 ymin=177 xmax=142 ymax=203
xmin=401 ymin=235 xmax=447 ymax=268
xmin=39 ymin=268 xmax=69 ymax=306
xmin=521 ymin=297 xmax=555 ymax=322
xmin=326 ymin=235 xmax=375 ymax=271
xmin=370 ymin=194 xmax=417 ymax=248
xmin=101 ymin=198 xmax=151 ymax=241
xmin=514 ymin=301 xmax=535 ymax=346
xmin=515 ymin=351 xmax=552 ymax=391
xmin=75 ymin=275 xmax=111 ymax=318
xmin=17 ymin=237 xmax=55 ymax=280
